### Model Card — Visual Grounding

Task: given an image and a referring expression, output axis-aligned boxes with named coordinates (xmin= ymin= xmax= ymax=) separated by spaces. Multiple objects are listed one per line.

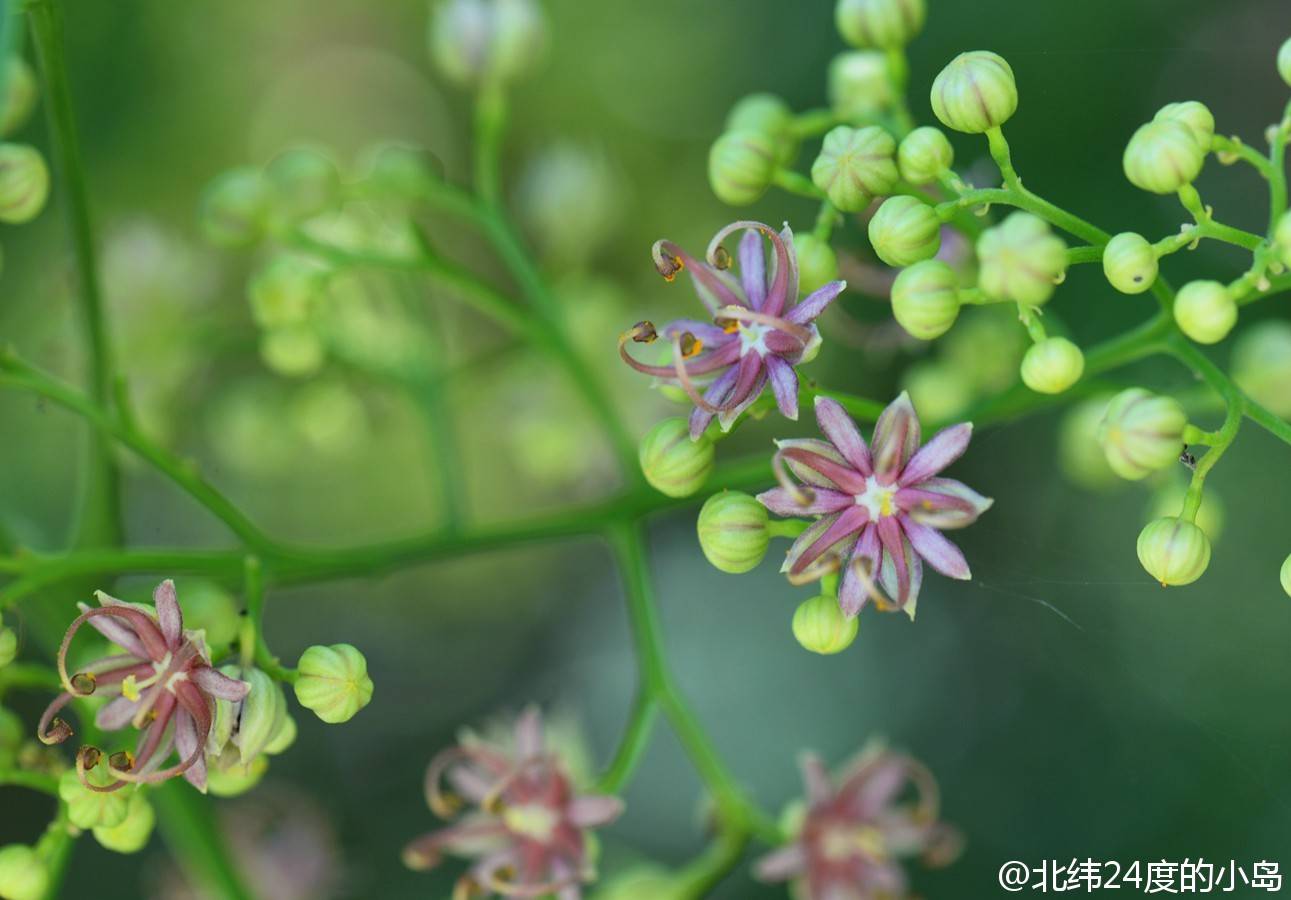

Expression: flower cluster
xmin=0 ymin=55 xmax=51 ymax=273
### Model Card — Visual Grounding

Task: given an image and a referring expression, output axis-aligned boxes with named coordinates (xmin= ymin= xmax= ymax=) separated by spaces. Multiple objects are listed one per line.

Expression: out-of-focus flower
xmin=1057 ymin=395 xmax=1117 ymax=491
xmin=900 ymin=361 xmax=973 ymax=426
xmin=429 ymin=0 xmax=547 ymax=88
xmin=0 ymin=143 xmax=50 ymax=224
xmin=835 ymin=0 xmax=926 ymax=50
xmin=0 ymin=58 xmax=38 ymax=137
xmin=1231 ymin=320 xmax=1291 ymax=418
xmin=199 ymin=167 xmax=271 ymax=248
xmin=515 ymin=142 xmax=624 ymax=265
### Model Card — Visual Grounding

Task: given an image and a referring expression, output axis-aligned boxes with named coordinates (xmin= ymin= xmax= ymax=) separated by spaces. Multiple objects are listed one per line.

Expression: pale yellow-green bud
xmin=1153 ymin=101 xmax=1214 ymax=151
xmin=1281 ymin=553 xmax=1291 ymax=598
xmin=1020 ymin=337 xmax=1084 ymax=395
xmin=708 ymin=130 xmax=777 ymax=207
xmin=0 ymin=143 xmax=49 ymax=224
xmin=1173 ymin=280 xmax=1236 ymax=344
xmin=696 ymin=492 xmax=770 ymax=574
xmin=930 ymin=51 xmax=1017 ymax=134
xmin=897 ymin=126 xmax=954 ymax=185
xmin=0 ymin=617 xmax=15 ymax=669
xmin=639 ymin=417 xmax=714 ymax=498
xmin=60 ymin=768 xmax=130 ymax=830
xmin=1278 ymin=38 xmax=1291 ymax=87
xmin=265 ymin=146 xmax=343 ymax=225
xmin=867 ymin=195 xmax=940 ymax=267
xmin=92 ymin=789 xmax=155 ymax=855
xmin=793 ymin=233 xmax=840 ymax=296
xmin=1097 ymin=388 xmax=1187 ymax=481
xmin=835 ymin=0 xmax=926 ymax=49
xmin=260 ymin=326 xmax=326 ymax=378
xmin=890 ymin=259 xmax=961 ymax=340
xmin=1137 ymin=517 xmax=1210 ymax=586
xmin=0 ymin=845 xmax=48 ymax=900
xmin=207 ymin=754 xmax=269 ymax=798
xmin=1102 ymin=232 xmax=1158 ymax=295
xmin=977 ymin=212 xmax=1067 ymax=306
xmin=792 ymin=595 xmax=858 ymax=654
xmin=827 ymin=51 xmax=895 ymax=119
xmin=1123 ymin=119 xmax=1205 ymax=194
xmin=1273 ymin=210 xmax=1291 ymax=269
xmin=726 ymin=93 xmax=799 ymax=167
xmin=811 ymin=125 xmax=898 ymax=212
xmin=0 ymin=58 xmax=38 ymax=137
xmin=1231 ymin=320 xmax=1291 ymax=418
xmin=295 ymin=644 xmax=374 ymax=724
xmin=199 ymin=167 xmax=270 ymax=248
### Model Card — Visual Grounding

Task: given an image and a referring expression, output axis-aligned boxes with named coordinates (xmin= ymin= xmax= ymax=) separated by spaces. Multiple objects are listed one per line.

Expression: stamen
xmin=772 ymin=449 xmax=816 ymax=508
xmin=45 ymin=717 xmax=73 ymax=744
xmin=70 ymin=672 xmax=97 ymax=695
xmin=679 ymin=332 xmax=703 ymax=358
xmin=79 ymin=745 xmax=102 ymax=771
xmin=653 ymin=248 xmax=683 ymax=281
xmin=628 ymin=321 xmax=657 ymax=343
xmin=711 ymin=245 xmax=732 ymax=270
xmin=849 ymin=557 xmax=897 ymax=612
xmin=109 ymin=750 xmax=135 ymax=773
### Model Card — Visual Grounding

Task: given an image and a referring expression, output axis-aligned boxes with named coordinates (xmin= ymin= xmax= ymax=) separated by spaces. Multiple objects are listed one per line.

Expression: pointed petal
xmin=739 ymin=228 xmax=767 ymax=310
xmin=95 ymin=696 xmax=142 ymax=731
xmin=837 ymin=527 xmax=879 ymax=617
xmin=775 ymin=438 xmax=858 ymax=490
xmin=877 ymin=520 xmax=923 ymax=617
xmin=687 ymin=365 xmax=739 ymax=439
xmin=847 ymin=755 xmax=909 ymax=818
xmin=568 ymin=794 xmax=625 ymax=828
xmin=871 ymin=392 xmax=921 ymax=484
xmin=753 ymin=843 xmax=806 ymax=883
xmin=798 ymin=752 xmax=833 ymax=806
xmin=77 ymin=602 xmax=150 ymax=659
xmin=787 ymin=506 xmax=869 ymax=575
xmin=153 ymin=580 xmax=183 ymax=648
xmin=813 ymin=396 xmax=873 ymax=476
xmin=514 ymin=706 xmax=544 ymax=758
xmin=897 ymin=477 xmax=993 ymax=530
xmin=757 ymin=486 xmax=852 ymax=517
xmin=902 ymin=518 xmax=971 ymax=580
xmin=715 ymin=360 xmax=767 ymax=432
xmin=174 ymin=709 xmax=207 ymax=792
xmin=191 ymin=667 xmax=251 ymax=701
xmin=786 ymin=280 xmax=846 ymax=325
xmin=765 ymin=355 xmax=799 ymax=420
xmin=899 ymin=423 xmax=973 ymax=486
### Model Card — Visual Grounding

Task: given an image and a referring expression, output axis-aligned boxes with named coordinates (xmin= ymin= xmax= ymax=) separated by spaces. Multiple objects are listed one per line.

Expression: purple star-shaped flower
xmin=620 ymin=220 xmax=846 ymax=439
xmin=759 ymin=393 xmax=991 ymax=618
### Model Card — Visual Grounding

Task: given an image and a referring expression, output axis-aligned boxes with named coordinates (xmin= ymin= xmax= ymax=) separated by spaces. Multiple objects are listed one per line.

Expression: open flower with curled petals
xmin=37 ymin=580 xmax=250 ymax=793
xmin=403 ymin=707 xmax=623 ymax=899
xmin=620 ymin=221 xmax=846 ymax=439
xmin=759 ymin=393 xmax=991 ymax=618
xmin=754 ymin=747 xmax=961 ymax=900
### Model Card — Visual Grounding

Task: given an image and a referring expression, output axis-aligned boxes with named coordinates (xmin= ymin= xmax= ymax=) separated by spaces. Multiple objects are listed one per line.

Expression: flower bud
xmin=594 ymin=866 xmax=682 ymax=900
xmin=176 ymin=580 xmax=241 ymax=653
xmin=1137 ymin=517 xmax=1210 ymax=586
xmin=792 ymin=595 xmax=858 ymax=655
xmin=0 ymin=617 xmax=15 ymax=669
xmin=208 ymin=754 xmax=269 ymax=798
xmin=223 ymin=667 xmax=288 ymax=766
xmin=0 ymin=143 xmax=49 ymax=224
xmin=867 ymin=195 xmax=940 ymax=267
xmin=976 ymin=212 xmax=1067 ymax=306
xmin=897 ymin=126 xmax=954 ymax=185
xmin=1123 ymin=120 xmax=1205 ymax=194
xmin=639 ymin=417 xmax=714 ymax=498
xmin=1173 ymin=279 xmax=1236 ymax=344
xmin=708 ymin=130 xmax=777 ymax=207
xmin=1020 ymin=337 xmax=1084 ymax=395
xmin=697 ymin=491 xmax=770 ymax=574
xmin=1273 ymin=210 xmax=1291 ymax=269
xmin=930 ymin=51 xmax=1017 ymax=134
xmin=726 ymin=93 xmax=798 ymax=167
xmin=902 ymin=361 xmax=973 ymax=425
xmin=1057 ymin=395 xmax=1117 ymax=490
xmin=1 ymin=58 xmax=38 ymax=137
xmin=294 ymin=643 xmax=374 ymax=724
xmin=1102 ymin=232 xmax=1158 ymax=294
xmin=429 ymin=0 xmax=547 ymax=87
xmin=890 ymin=259 xmax=961 ymax=340
xmin=792 ymin=233 xmax=840 ymax=296
xmin=1281 ymin=553 xmax=1291 ymax=598
xmin=249 ymin=256 xmax=326 ymax=329
xmin=1278 ymin=38 xmax=1291 ymax=87
xmin=358 ymin=142 xmax=442 ymax=202
xmin=827 ymin=51 xmax=895 ymax=119
xmin=1232 ymin=320 xmax=1291 ymax=418
xmin=1147 ymin=483 xmax=1224 ymax=543
xmin=60 ymin=768 xmax=130 ymax=830
xmin=835 ymin=0 xmax=926 ymax=49
xmin=265 ymin=146 xmax=343 ymax=225
xmin=261 ymin=326 xmax=326 ymax=378
xmin=811 ymin=125 xmax=897 ymax=212
xmin=1153 ymin=101 xmax=1214 ymax=152
xmin=0 ymin=845 xmax=48 ymax=900
xmin=92 ymin=789 xmax=155 ymax=855
xmin=199 ymin=167 xmax=270 ymax=248
xmin=1095 ymin=387 xmax=1187 ymax=480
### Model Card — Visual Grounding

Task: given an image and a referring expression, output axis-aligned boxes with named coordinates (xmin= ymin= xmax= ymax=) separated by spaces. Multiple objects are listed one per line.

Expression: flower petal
xmin=787 ymin=506 xmax=869 ymax=576
xmin=753 ymin=843 xmax=806 ymax=883
xmin=877 ymin=530 xmax=923 ymax=621
xmin=191 ymin=666 xmax=252 ymax=701
xmin=902 ymin=518 xmax=971 ymax=580
xmin=786 ymin=280 xmax=846 ymax=325
xmin=739 ymin=228 xmax=767 ymax=310
xmin=154 ymin=580 xmax=183 ymax=648
xmin=688 ymin=365 xmax=740 ymax=439
xmin=660 ymin=318 xmax=730 ymax=346
xmin=77 ymin=601 xmax=150 ymax=660
xmin=899 ymin=423 xmax=973 ymax=486
xmin=837 ymin=525 xmax=880 ymax=617
xmin=568 ymin=794 xmax=625 ymax=828
xmin=871 ymin=392 xmax=921 ymax=484
xmin=757 ymin=487 xmax=853 ymax=517
xmin=95 ymin=696 xmax=141 ymax=731
xmin=715 ymin=359 xmax=767 ymax=432
xmin=813 ymin=396 xmax=873 ymax=476
xmin=798 ymin=752 xmax=833 ymax=806
xmin=514 ymin=706 xmax=544 ymax=758
xmin=175 ymin=709 xmax=208 ymax=792
xmin=897 ymin=477 xmax=993 ymax=530
xmin=775 ymin=438 xmax=856 ymax=490
xmin=765 ymin=355 xmax=799 ymax=421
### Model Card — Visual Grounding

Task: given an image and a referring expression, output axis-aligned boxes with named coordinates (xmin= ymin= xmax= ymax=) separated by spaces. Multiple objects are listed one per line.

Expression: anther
xmin=711 ymin=245 xmax=732 ymax=270
xmin=42 ymin=717 xmax=73 ymax=745
xmin=71 ymin=671 xmax=97 ymax=695
xmin=679 ymin=333 xmax=704 ymax=359
xmin=630 ymin=321 xmax=657 ymax=344
xmin=78 ymin=745 xmax=102 ymax=770
xmin=109 ymin=750 xmax=135 ymax=772
xmin=654 ymin=252 xmax=683 ymax=281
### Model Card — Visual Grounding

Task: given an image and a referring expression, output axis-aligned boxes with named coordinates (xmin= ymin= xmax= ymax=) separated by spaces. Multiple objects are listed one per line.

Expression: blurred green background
xmin=2 ymin=0 xmax=1291 ymax=896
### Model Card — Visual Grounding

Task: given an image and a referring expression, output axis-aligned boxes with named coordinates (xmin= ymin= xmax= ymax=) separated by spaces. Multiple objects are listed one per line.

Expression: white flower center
xmin=819 ymin=823 xmax=887 ymax=862
xmin=855 ymin=476 xmax=896 ymax=519
xmin=737 ymin=322 xmax=772 ymax=357
xmin=503 ymin=803 xmax=559 ymax=842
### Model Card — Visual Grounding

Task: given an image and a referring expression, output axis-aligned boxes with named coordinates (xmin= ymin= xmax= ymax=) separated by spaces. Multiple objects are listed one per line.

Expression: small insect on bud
xmin=792 ymin=595 xmax=858 ymax=655
xmin=697 ymin=492 xmax=770 ymax=574
xmin=0 ymin=845 xmax=49 ymax=900
xmin=1102 ymin=232 xmax=1159 ymax=295
xmin=294 ymin=643 xmax=375 ymax=724
xmin=835 ymin=0 xmax=926 ymax=49
xmin=264 ymin=146 xmax=343 ymax=225
xmin=0 ymin=143 xmax=50 ymax=224
xmin=867 ymin=196 xmax=941 ymax=267
xmin=1273 ymin=211 xmax=1291 ymax=269
xmin=1232 ymin=321 xmax=1291 ymax=418
xmin=199 ymin=167 xmax=271 ymax=248
xmin=1173 ymin=280 xmax=1237 ymax=344
xmin=792 ymin=233 xmax=840 ymax=296
xmin=1153 ymin=101 xmax=1215 ymax=152
xmin=639 ymin=417 xmax=715 ymax=499
xmin=93 ymin=789 xmax=156 ymax=855
xmin=1097 ymin=388 xmax=1188 ymax=480
xmin=897 ymin=126 xmax=954 ymax=185
xmin=1137 ymin=517 xmax=1211 ymax=586
xmin=930 ymin=51 xmax=1018 ymax=134
xmin=828 ymin=51 xmax=896 ymax=119
xmin=811 ymin=126 xmax=898 ymax=212
xmin=0 ymin=58 xmax=38 ymax=137
xmin=1278 ymin=37 xmax=1291 ymax=87
xmin=60 ymin=767 xmax=130 ymax=830
xmin=1281 ymin=553 xmax=1291 ymax=598
xmin=977 ymin=212 xmax=1068 ymax=306
xmin=429 ymin=0 xmax=547 ymax=87
xmin=1020 ymin=337 xmax=1084 ymax=395
xmin=1122 ymin=119 xmax=1205 ymax=194
xmin=890 ymin=259 xmax=961 ymax=340
xmin=708 ymin=130 xmax=778 ymax=207
xmin=726 ymin=93 xmax=799 ymax=167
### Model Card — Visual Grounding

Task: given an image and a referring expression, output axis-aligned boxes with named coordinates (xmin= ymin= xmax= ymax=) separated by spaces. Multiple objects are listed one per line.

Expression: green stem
xmin=0 ymin=768 xmax=60 ymax=795
xmin=152 ymin=782 xmax=258 ymax=900
xmin=672 ymin=827 xmax=749 ymax=899
xmin=596 ymin=691 xmax=659 ymax=794
xmin=241 ymin=556 xmax=295 ymax=682
xmin=1211 ymin=135 xmax=1275 ymax=180
xmin=1165 ymin=338 xmax=1242 ymax=521
xmin=1269 ymin=101 xmax=1291 ymax=228
xmin=773 ymin=168 xmax=826 ymax=201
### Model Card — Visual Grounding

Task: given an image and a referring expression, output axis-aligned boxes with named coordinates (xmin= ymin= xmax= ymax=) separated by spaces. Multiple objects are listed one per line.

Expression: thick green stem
xmin=152 ymin=783 xmax=258 ymax=900
xmin=596 ymin=691 xmax=659 ymax=794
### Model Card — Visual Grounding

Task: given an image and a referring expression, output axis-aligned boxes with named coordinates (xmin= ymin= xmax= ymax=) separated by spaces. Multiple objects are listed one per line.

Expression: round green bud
xmin=890 ymin=259 xmax=961 ymax=340
xmin=60 ymin=768 xmax=130 ymax=830
xmin=358 ymin=142 xmax=442 ymax=206
xmin=726 ymin=93 xmax=798 ymax=167
xmin=1123 ymin=119 xmax=1205 ymax=194
xmin=792 ymin=233 xmax=839 ymax=296
xmin=199 ymin=167 xmax=270 ymax=248
xmin=1102 ymin=232 xmax=1158 ymax=294
xmin=1057 ymin=395 xmax=1117 ymax=490
xmin=249 ymin=256 xmax=327 ymax=329
xmin=867 ymin=195 xmax=941 ymax=267
xmin=1281 ymin=553 xmax=1291 ymax=598
xmin=1231 ymin=320 xmax=1291 ymax=418
xmin=696 ymin=491 xmax=770 ymax=574
xmin=1097 ymin=388 xmax=1187 ymax=481
xmin=639 ymin=417 xmax=714 ymax=498
xmin=1273 ymin=210 xmax=1291 ymax=269
xmin=224 ymin=667 xmax=288 ymax=766
xmin=1020 ymin=337 xmax=1084 ymax=395
xmin=294 ymin=643 xmax=374 ymax=724
xmin=0 ymin=58 xmax=38 ymax=137
xmin=175 ymin=580 xmax=241 ymax=652
xmin=1147 ymin=483 xmax=1224 ymax=544
xmin=811 ymin=125 xmax=898 ymax=212
xmin=261 ymin=326 xmax=326 ymax=378
xmin=977 ymin=212 xmax=1067 ymax=306
xmin=902 ymin=361 xmax=973 ymax=425
xmin=835 ymin=0 xmax=926 ymax=49
xmin=1278 ymin=38 xmax=1291 ymax=87
xmin=429 ymin=0 xmax=547 ymax=87
xmin=92 ymin=790 xmax=155 ymax=855
xmin=0 ymin=619 xmax=15 ymax=669
xmin=1153 ymin=101 xmax=1214 ymax=152
xmin=897 ymin=126 xmax=954 ymax=185
xmin=264 ymin=710 xmax=297 ymax=755
xmin=827 ymin=51 xmax=895 ymax=119
xmin=207 ymin=754 xmax=269 ymax=798
xmin=1173 ymin=279 xmax=1236 ymax=344
xmin=708 ymin=129 xmax=777 ymax=207
xmin=265 ymin=146 xmax=342 ymax=224
xmin=1137 ymin=517 xmax=1210 ymax=586
xmin=930 ymin=51 xmax=1018 ymax=134
xmin=0 ymin=846 xmax=48 ymax=900
xmin=0 ymin=143 xmax=49 ymax=224
xmin=792 ymin=595 xmax=858 ymax=655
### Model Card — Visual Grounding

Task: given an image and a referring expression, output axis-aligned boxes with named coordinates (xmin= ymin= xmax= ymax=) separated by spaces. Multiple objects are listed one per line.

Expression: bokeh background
xmin=3 ymin=0 xmax=1291 ymax=896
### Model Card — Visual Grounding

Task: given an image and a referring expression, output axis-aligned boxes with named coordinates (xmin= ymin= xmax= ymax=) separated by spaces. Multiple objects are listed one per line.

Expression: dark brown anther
xmin=679 ymin=332 xmax=704 ymax=359
xmin=78 ymin=745 xmax=102 ymax=770
xmin=1180 ymin=445 xmax=1197 ymax=469
xmin=42 ymin=717 xmax=73 ymax=745
xmin=109 ymin=750 xmax=135 ymax=772
xmin=71 ymin=671 xmax=97 ymax=695
xmin=631 ymin=321 xmax=657 ymax=344
xmin=711 ymin=245 xmax=732 ymax=270
xmin=655 ymin=252 xmax=683 ymax=282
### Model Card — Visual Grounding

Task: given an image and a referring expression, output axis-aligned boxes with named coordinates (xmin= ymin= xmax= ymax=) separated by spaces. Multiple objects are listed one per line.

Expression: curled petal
xmin=871 ymin=392 xmax=922 ymax=484
xmin=154 ymin=579 xmax=183 ymax=648
xmin=901 ymin=518 xmax=971 ymax=580
xmin=705 ymin=221 xmax=791 ymax=316
xmin=899 ymin=423 xmax=973 ymax=486
xmin=58 ymin=607 xmax=168 ymax=696
xmin=191 ymin=666 xmax=252 ymax=701
xmin=786 ymin=279 xmax=846 ymax=325
xmin=76 ymin=600 xmax=152 ymax=660
xmin=813 ymin=396 xmax=873 ymax=476
xmin=757 ymin=487 xmax=852 ymax=517
xmin=897 ymin=477 xmax=993 ymax=530
xmin=738 ymin=228 xmax=767 ymax=310
xmin=653 ymin=239 xmax=742 ymax=313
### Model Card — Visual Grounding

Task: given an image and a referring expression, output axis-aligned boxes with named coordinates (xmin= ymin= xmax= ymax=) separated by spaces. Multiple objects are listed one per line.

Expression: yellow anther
xmin=121 ymin=675 xmax=141 ymax=702
xmin=679 ymin=333 xmax=704 ymax=358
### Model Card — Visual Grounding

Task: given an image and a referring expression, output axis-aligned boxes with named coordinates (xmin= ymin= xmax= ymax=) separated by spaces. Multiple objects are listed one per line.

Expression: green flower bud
xmin=792 ymin=595 xmax=858 ymax=655
xmin=0 ymin=143 xmax=49 ymax=224
xmin=941 ymin=306 xmax=1027 ymax=392
xmin=835 ymin=0 xmax=925 ymax=49
xmin=249 ymin=256 xmax=326 ymax=329
xmin=811 ymin=125 xmax=897 ymax=212
xmin=430 ymin=0 xmax=547 ymax=87
xmin=696 ymin=491 xmax=770 ymax=574
xmin=977 ymin=212 xmax=1067 ymax=306
xmin=226 ymin=667 xmax=288 ymax=766
xmin=1147 ymin=483 xmax=1224 ymax=543
xmin=261 ymin=325 xmax=326 ymax=378
xmin=639 ymin=417 xmax=714 ymax=498
xmin=294 ymin=643 xmax=374 ymax=724
xmin=1278 ymin=38 xmax=1291 ymax=87
xmin=358 ymin=142 xmax=442 ymax=202
xmin=1057 ymin=395 xmax=1117 ymax=490
xmin=890 ymin=259 xmax=961 ymax=340
xmin=1020 ymin=337 xmax=1084 ymax=395
xmin=930 ymin=51 xmax=1018 ymax=134
xmin=0 ymin=845 xmax=48 ymax=900
xmin=726 ymin=93 xmax=798 ymax=167
xmin=1153 ymin=101 xmax=1214 ymax=152
xmin=708 ymin=130 xmax=777 ymax=207
xmin=92 ymin=790 xmax=155 ymax=855
xmin=207 ymin=754 xmax=269 ymax=798
xmin=827 ymin=51 xmax=895 ymax=119
xmin=902 ymin=361 xmax=973 ymax=425
xmin=1096 ymin=388 xmax=1188 ymax=480
xmin=265 ymin=146 xmax=342 ymax=225
xmin=867 ymin=195 xmax=940 ymax=267
xmin=1102 ymin=232 xmax=1158 ymax=294
xmin=1232 ymin=320 xmax=1291 ymax=417
xmin=0 ymin=707 xmax=22 ymax=766
xmin=1137 ymin=517 xmax=1210 ymax=586
xmin=1 ymin=58 xmax=38 ymax=137
xmin=175 ymin=580 xmax=241 ymax=652
xmin=1273 ymin=210 xmax=1291 ymax=269
xmin=1123 ymin=120 xmax=1205 ymax=194
xmin=265 ymin=710 xmax=297 ymax=755
xmin=60 ymin=768 xmax=131 ymax=830
xmin=1281 ymin=553 xmax=1291 ymax=598
xmin=199 ymin=167 xmax=270 ymax=248
xmin=792 ymin=233 xmax=839 ymax=296
xmin=897 ymin=126 xmax=954 ymax=185
xmin=1173 ymin=279 xmax=1236 ymax=344
xmin=0 ymin=618 xmax=15 ymax=669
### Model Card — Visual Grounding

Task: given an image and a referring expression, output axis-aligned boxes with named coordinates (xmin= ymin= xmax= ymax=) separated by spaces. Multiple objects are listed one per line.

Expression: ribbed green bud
xmin=828 ymin=51 xmax=895 ymax=119
xmin=230 ymin=667 xmax=288 ymax=766
xmin=0 ymin=617 xmax=15 ymax=669
xmin=1097 ymin=388 xmax=1187 ymax=480
xmin=1153 ymin=101 xmax=1214 ymax=152
xmin=1123 ymin=120 xmax=1205 ymax=194
xmin=429 ymin=0 xmax=547 ymax=87
xmin=265 ymin=710 xmax=297 ymax=755
xmin=1057 ymin=395 xmax=1117 ymax=490
xmin=708 ymin=130 xmax=777 ymax=207
xmin=265 ymin=146 xmax=342 ymax=225
xmin=867 ymin=195 xmax=940 ymax=267
xmin=792 ymin=595 xmax=858 ymax=655
xmin=207 ymin=754 xmax=269 ymax=798
xmin=1281 ymin=553 xmax=1291 ymax=598
xmin=639 ymin=417 xmax=714 ymax=498
xmin=811 ymin=125 xmax=897 ymax=212
xmin=60 ymin=768 xmax=130 ymax=830
xmin=793 ymin=233 xmax=839 ymax=296
xmin=176 ymin=580 xmax=241 ymax=653
xmin=835 ymin=0 xmax=925 ymax=49
xmin=294 ymin=644 xmax=374 ymax=724
xmin=1020 ymin=337 xmax=1084 ymax=395
xmin=1102 ymin=232 xmax=1158 ymax=294
xmin=1231 ymin=321 xmax=1291 ymax=417
xmin=897 ymin=126 xmax=954 ymax=185
xmin=930 ymin=51 xmax=1017 ymax=134
xmin=1 ymin=58 xmax=38 ymax=137
xmin=1147 ymin=483 xmax=1224 ymax=543
xmin=0 ymin=846 xmax=48 ymax=900
xmin=1278 ymin=38 xmax=1291 ymax=87
xmin=1173 ymin=280 xmax=1236 ymax=344
xmin=1137 ymin=518 xmax=1210 ymax=586
xmin=92 ymin=790 xmax=155 ymax=855
xmin=0 ymin=144 xmax=49 ymax=224
xmin=890 ymin=259 xmax=961 ymax=340
xmin=199 ymin=167 xmax=270 ymax=248
xmin=726 ymin=94 xmax=798 ymax=167
xmin=977 ymin=212 xmax=1067 ymax=306
xmin=1273 ymin=210 xmax=1291 ymax=268
xmin=696 ymin=492 xmax=770 ymax=574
